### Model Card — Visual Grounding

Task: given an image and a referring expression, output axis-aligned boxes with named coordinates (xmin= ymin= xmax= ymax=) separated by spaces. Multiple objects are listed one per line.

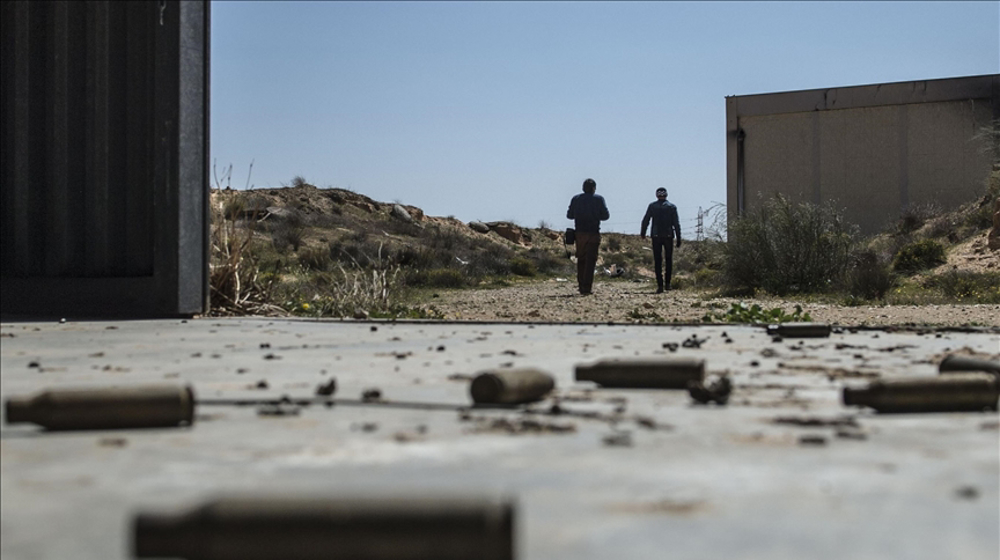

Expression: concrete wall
xmin=726 ymin=75 xmax=999 ymax=236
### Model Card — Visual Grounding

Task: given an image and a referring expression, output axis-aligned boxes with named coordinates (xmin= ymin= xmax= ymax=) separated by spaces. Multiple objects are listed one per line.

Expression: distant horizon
xmin=211 ymin=1 xmax=999 ymax=234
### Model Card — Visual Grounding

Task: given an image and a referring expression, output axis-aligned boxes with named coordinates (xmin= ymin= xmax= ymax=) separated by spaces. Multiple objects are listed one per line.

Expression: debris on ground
xmin=681 ymin=335 xmax=708 ymax=349
xmin=315 ymin=378 xmax=337 ymax=396
xmin=466 ymin=416 xmax=576 ymax=435
xmin=98 ymin=437 xmax=127 ymax=447
xmin=361 ymin=388 xmax=382 ymax=402
xmin=773 ymin=415 xmax=859 ymax=428
xmin=688 ymin=376 xmax=732 ymax=405
xmin=954 ymin=486 xmax=979 ymax=500
xmin=602 ymin=431 xmax=633 ymax=447
xmin=256 ymin=404 xmax=301 ymax=417
xmin=798 ymin=435 xmax=827 ymax=446
xmin=835 ymin=428 xmax=868 ymax=440
xmin=351 ymin=422 xmax=379 ymax=432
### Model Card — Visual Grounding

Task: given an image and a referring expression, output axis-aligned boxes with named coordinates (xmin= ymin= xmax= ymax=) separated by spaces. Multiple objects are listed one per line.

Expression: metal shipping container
xmin=1 ymin=0 xmax=209 ymax=318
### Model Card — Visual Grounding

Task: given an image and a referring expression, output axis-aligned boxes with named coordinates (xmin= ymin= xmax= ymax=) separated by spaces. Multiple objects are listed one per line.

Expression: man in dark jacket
xmin=640 ymin=187 xmax=681 ymax=293
xmin=567 ymin=178 xmax=610 ymax=295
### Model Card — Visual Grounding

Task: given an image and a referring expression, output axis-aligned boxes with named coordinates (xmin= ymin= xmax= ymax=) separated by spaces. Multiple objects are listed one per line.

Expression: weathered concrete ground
xmin=1 ymin=318 xmax=998 ymax=559
xmin=426 ymin=279 xmax=1000 ymax=327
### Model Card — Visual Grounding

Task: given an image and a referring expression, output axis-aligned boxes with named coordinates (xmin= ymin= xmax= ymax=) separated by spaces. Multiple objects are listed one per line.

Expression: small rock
xmin=468 ymin=221 xmax=490 ymax=233
xmin=390 ymin=204 xmax=414 ymax=223
xmin=315 ymin=378 xmax=337 ymax=396
xmin=798 ymin=435 xmax=827 ymax=446
xmin=602 ymin=432 xmax=633 ymax=447
xmin=361 ymin=388 xmax=382 ymax=401
xmin=954 ymin=486 xmax=979 ymax=500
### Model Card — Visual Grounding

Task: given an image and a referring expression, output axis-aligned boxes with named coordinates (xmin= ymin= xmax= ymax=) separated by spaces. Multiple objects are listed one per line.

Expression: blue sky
xmin=211 ymin=1 xmax=999 ymax=234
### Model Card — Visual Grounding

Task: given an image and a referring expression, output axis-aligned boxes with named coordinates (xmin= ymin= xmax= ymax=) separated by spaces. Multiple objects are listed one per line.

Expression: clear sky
xmin=211 ymin=1 xmax=999 ymax=234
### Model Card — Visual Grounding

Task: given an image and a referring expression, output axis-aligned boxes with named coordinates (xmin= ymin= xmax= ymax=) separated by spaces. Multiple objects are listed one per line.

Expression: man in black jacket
xmin=567 ymin=178 xmax=610 ymax=295
xmin=640 ymin=187 xmax=681 ymax=293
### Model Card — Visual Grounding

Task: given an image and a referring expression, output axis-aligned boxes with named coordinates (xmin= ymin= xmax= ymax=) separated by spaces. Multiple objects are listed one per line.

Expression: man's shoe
xmin=656 ymin=287 xmax=663 ymax=294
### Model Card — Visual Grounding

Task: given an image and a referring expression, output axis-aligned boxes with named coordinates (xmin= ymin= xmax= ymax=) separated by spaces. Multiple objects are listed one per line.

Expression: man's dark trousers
xmin=575 ymin=232 xmax=601 ymax=294
xmin=651 ymin=236 xmax=674 ymax=291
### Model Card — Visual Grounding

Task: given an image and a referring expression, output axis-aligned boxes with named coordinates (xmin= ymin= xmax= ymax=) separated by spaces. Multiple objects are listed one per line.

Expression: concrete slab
xmin=1 ymin=318 xmax=998 ymax=559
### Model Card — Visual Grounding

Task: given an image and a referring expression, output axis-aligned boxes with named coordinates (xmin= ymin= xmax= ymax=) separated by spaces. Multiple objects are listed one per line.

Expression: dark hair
xmin=582 ymin=178 xmax=597 ymax=193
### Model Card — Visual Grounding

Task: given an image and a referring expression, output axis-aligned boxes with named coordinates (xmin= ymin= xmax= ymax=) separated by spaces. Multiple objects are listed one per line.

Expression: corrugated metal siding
xmin=1 ymin=0 xmax=209 ymax=318
xmin=1 ymin=0 xmax=155 ymax=278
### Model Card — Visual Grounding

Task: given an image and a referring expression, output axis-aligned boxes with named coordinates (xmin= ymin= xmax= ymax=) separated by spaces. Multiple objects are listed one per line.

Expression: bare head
xmin=583 ymin=178 xmax=597 ymax=193
xmin=656 ymin=187 xmax=667 ymax=199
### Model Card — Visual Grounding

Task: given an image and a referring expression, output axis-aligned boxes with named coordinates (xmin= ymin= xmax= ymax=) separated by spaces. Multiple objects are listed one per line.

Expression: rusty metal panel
xmin=0 ymin=0 xmax=209 ymax=318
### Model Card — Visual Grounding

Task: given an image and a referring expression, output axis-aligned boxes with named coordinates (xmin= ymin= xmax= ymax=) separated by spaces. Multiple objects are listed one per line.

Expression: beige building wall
xmin=727 ymin=75 xmax=999 ymax=236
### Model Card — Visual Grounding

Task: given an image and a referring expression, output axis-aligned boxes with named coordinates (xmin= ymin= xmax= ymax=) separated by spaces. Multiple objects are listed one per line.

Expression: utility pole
xmin=696 ymin=207 xmax=704 ymax=242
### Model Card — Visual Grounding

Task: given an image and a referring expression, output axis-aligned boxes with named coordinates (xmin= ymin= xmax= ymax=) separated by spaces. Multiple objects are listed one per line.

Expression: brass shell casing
xmin=133 ymin=496 xmax=514 ymax=560
xmin=938 ymin=354 xmax=1000 ymax=377
xmin=575 ymin=358 xmax=705 ymax=389
xmin=843 ymin=374 xmax=999 ymax=413
xmin=5 ymin=385 xmax=195 ymax=430
xmin=765 ymin=322 xmax=832 ymax=338
xmin=470 ymin=368 xmax=555 ymax=405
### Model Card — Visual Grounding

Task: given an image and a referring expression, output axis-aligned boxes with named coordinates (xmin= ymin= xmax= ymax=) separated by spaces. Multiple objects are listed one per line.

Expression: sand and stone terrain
xmin=425 ymin=278 xmax=1000 ymax=328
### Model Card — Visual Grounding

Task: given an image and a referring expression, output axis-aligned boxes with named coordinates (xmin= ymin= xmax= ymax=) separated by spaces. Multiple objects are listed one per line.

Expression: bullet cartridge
xmin=470 ymin=368 xmax=554 ymax=404
xmin=765 ymin=322 xmax=831 ymax=338
xmin=939 ymin=355 xmax=1000 ymax=377
xmin=133 ymin=496 xmax=514 ymax=560
xmin=842 ymin=373 xmax=999 ymax=413
xmin=5 ymin=385 xmax=194 ymax=430
xmin=575 ymin=358 xmax=704 ymax=389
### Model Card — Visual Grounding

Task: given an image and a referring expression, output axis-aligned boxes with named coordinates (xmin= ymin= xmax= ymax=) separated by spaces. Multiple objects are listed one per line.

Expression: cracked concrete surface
xmin=1 ymin=318 xmax=998 ymax=559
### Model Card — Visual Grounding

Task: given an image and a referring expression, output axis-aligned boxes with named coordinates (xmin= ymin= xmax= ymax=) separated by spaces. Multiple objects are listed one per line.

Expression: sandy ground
xmin=426 ymin=279 xmax=1000 ymax=328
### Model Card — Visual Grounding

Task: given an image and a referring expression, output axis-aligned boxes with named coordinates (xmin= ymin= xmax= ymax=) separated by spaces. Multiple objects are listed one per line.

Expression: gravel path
xmin=426 ymin=278 xmax=1000 ymax=328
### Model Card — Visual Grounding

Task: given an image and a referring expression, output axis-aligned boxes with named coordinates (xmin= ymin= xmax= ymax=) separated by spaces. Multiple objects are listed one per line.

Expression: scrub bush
xmin=723 ymin=194 xmax=856 ymax=295
xmin=892 ymin=239 xmax=946 ymax=273
xmin=846 ymin=249 xmax=896 ymax=300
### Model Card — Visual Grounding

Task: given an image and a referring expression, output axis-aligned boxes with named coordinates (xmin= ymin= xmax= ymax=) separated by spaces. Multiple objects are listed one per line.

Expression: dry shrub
xmin=209 ymin=204 xmax=284 ymax=316
xmin=892 ymin=239 xmax=946 ymax=274
xmin=846 ymin=249 xmax=896 ymax=300
xmin=724 ymin=194 xmax=856 ymax=295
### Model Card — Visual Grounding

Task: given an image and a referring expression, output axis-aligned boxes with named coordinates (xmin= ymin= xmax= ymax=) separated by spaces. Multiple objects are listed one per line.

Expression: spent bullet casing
xmin=843 ymin=373 xmax=999 ymax=413
xmin=766 ymin=322 xmax=831 ymax=338
xmin=470 ymin=368 xmax=555 ymax=404
xmin=939 ymin=354 xmax=1000 ymax=377
xmin=133 ymin=496 xmax=514 ymax=560
xmin=5 ymin=385 xmax=194 ymax=430
xmin=575 ymin=358 xmax=705 ymax=389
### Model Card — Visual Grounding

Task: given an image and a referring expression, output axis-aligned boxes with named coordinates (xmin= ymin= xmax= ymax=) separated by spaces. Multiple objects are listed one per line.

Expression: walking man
xmin=640 ymin=187 xmax=681 ymax=293
xmin=567 ymin=178 xmax=610 ymax=295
